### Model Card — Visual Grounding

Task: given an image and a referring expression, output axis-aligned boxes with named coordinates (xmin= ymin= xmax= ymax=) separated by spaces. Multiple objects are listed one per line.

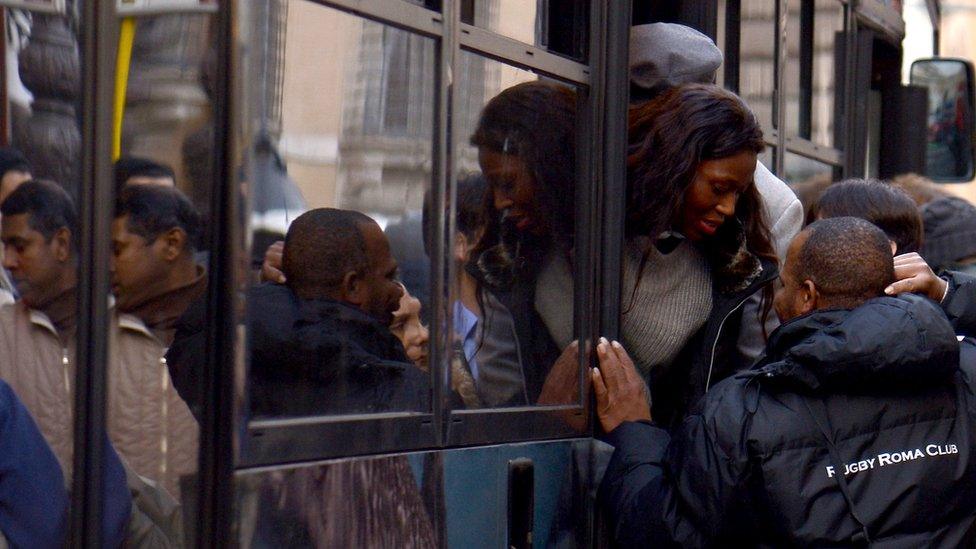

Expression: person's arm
xmin=0 ymin=380 xmax=68 ymax=549
xmin=940 ymin=270 xmax=976 ymax=337
xmin=885 ymin=253 xmax=976 ymax=336
xmin=593 ymin=340 xmax=747 ymax=548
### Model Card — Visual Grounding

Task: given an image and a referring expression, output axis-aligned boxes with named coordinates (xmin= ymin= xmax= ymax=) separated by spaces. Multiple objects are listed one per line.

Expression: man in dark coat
xmin=595 ymin=216 xmax=976 ymax=547
xmin=248 ymin=208 xmax=429 ymax=417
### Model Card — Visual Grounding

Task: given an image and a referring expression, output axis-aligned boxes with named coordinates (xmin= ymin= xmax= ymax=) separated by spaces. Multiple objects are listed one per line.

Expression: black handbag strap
xmin=802 ymin=397 xmax=873 ymax=545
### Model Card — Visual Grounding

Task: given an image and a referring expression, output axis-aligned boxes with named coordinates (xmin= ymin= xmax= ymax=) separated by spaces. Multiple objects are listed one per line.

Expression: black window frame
xmin=232 ymin=0 xmax=631 ymax=466
xmin=721 ymin=0 xmax=850 ymax=177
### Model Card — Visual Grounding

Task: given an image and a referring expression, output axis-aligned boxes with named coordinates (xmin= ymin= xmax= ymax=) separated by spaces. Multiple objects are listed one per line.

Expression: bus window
xmin=460 ymin=0 xmax=590 ymax=61
xmin=784 ymin=0 xmax=846 ymax=148
xmin=453 ymin=53 xmax=583 ymax=411
xmin=812 ymin=0 xmax=845 ymax=149
xmin=110 ymin=12 xmax=216 ymax=545
xmin=740 ymin=0 xmax=777 ymax=131
xmin=782 ymin=151 xmax=839 ymax=187
xmin=242 ymin=2 xmax=436 ymax=420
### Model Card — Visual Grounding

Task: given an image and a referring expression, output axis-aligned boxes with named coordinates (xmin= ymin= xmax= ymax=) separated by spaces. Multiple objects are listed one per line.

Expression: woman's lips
xmin=697 ymin=218 xmax=722 ymax=236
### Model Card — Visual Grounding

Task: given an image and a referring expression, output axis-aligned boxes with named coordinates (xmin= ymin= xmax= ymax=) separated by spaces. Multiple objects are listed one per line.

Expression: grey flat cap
xmin=630 ymin=23 xmax=723 ymax=89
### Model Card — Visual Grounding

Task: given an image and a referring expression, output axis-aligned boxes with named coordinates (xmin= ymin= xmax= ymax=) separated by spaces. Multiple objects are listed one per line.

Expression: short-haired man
xmin=0 ymin=180 xmax=131 ymax=546
xmin=109 ymin=184 xmax=204 ymax=500
xmin=812 ymin=178 xmax=976 ymax=339
xmin=0 ymin=180 xmax=80 ymax=467
xmin=248 ymin=208 xmax=429 ymax=416
xmin=596 ymin=217 xmax=976 ymax=547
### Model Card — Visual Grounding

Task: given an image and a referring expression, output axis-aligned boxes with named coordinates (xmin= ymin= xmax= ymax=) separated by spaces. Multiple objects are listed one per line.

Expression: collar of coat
xmin=749 ymin=294 xmax=960 ymax=393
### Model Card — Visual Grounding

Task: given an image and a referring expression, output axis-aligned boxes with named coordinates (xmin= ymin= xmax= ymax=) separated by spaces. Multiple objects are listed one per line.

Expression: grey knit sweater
xmin=620 ymin=237 xmax=712 ymax=382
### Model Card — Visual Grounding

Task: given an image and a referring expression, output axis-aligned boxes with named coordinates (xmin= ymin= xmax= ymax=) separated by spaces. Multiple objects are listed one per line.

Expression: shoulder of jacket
xmin=754 ymin=162 xmax=801 ymax=221
xmin=696 ymin=376 xmax=756 ymax=445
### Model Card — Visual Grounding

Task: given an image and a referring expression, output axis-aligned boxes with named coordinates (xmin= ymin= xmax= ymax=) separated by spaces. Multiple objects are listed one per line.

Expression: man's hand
xmin=592 ymin=338 xmax=651 ymax=433
xmin=261 ymin=240 xmax=286 ymax=284
xmin=886 ymin=253 xmax=948 ymax=302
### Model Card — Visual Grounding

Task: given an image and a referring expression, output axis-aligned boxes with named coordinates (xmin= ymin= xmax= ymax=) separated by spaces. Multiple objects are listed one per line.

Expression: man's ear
xmin=52 ymin=227 xmax=72 ymax=262
xmin=159 ymin=227 xmax=188 ymax=261
xmin=799 ymin=279 xmax=819 ymax=315
xmin=340 ymin=270 xmax=364 ymax=306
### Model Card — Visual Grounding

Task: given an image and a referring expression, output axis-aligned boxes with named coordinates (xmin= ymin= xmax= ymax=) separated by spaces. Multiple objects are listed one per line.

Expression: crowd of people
xmin=2 ymin=19 xmax=976 ymax=548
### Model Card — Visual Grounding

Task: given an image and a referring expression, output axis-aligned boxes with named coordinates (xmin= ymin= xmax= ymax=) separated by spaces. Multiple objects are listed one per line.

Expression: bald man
xmin=596 ymin=217 xmax=976 ymax=547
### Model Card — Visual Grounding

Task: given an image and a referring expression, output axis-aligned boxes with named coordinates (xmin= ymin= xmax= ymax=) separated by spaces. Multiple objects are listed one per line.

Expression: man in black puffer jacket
xmin=595 ymin=216 xmax=976 ymax=547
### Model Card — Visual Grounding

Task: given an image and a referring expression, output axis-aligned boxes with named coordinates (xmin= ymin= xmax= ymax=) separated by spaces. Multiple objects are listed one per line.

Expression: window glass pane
xmin=0 ymin=12 xmax=119 ymax=548
xmin=453 ymin=51 xmax=584 ymax=413
xmin=238 ymin=2 xmax=435 ymax=421
xmin=782 ymin=150 xmax=838 ymax=187
xmin=784 ymin=0 xmax=802 ymax=137
xmin=462 ymin=0 xmax=590 ymax=61
xmin=812 ymin=0 xmax=845 ymax=148
xmin=740 ymin=0 xmax=777 ymax=129
xmin=784 ymin=0 xmax=845 ymax=148
xmin=111 ymin=12 xmax=216 ymax=545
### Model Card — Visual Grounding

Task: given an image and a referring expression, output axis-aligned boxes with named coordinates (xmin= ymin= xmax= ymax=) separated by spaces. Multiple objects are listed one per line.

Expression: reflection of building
xmin=278 ymin=1 xmax=536 ymax=222
xmin=739 ymin=0 xmax=776 ymax=129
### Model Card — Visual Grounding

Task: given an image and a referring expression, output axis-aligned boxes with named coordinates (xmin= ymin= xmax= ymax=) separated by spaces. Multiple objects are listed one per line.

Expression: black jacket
xmin=651 ymin=257 xmax=778 ymax=429
xmin=247 ymin=284 xmax=430 ymax=417
xmin=942 ymin=269 xmax=976 ymax=337
xmin=600 ymin=295 xmax=976 ymax=548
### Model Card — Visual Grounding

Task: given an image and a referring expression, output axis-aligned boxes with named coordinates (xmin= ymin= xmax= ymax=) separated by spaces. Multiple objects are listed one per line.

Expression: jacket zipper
xmin=61 ymin=348 xmax=70 ymax=395
xmin=705 ymin=294 xmax=754 ymax=393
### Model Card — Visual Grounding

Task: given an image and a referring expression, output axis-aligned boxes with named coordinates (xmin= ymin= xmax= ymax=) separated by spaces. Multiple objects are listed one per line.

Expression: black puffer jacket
xmin=942 ymin=269 xmax=976 ymax=336
xmin=247 ymin=284 xmax=430 ymax=417
xmin=600 ymin=295 xmax=976 ymax=547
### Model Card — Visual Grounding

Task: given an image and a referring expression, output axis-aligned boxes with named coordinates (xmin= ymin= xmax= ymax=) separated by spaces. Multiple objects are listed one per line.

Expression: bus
xmin=0 ymin=0 xmax=968 ymax=546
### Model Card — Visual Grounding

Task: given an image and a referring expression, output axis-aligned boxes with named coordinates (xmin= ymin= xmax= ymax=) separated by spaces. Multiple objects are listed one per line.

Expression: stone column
xmin=13 ymin=13 xmax=80 ymax=195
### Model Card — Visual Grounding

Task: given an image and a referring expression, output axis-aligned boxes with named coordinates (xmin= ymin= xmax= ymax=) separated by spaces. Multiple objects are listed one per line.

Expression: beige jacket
xmin=0 ymin=302 xmax=198 ymax=502
xmin=109 ymin=313 xmax=199 ymax=501
xmin=0 ymin=302 xmax=75 ymax=475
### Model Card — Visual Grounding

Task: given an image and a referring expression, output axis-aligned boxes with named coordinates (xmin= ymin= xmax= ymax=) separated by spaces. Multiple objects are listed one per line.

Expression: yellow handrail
xmin=113 ymin=17 xmax=136 ymax=161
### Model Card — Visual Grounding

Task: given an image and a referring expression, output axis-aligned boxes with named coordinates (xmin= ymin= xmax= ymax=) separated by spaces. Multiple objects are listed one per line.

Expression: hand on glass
xmin=537 ymin=341 xmax=589 ymax=432
xmin=886 ymin=253 xmax=947 ymax=302
xmin=592 ymin=337 xmax=651 ymax=433
xmin=261 ymin=240 xmax=287 ymax=284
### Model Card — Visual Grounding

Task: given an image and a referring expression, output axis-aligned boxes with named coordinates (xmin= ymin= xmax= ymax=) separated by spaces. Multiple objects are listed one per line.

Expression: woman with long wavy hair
xmin=622 ymin=83 xmax=779 ymax=426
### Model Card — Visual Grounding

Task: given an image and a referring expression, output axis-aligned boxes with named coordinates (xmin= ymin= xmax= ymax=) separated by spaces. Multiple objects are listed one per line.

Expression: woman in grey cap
xmin=621 ymin=83 xmax=779 ymax=427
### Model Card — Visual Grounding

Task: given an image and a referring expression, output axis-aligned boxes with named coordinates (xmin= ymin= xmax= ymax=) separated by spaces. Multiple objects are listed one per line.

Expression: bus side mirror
xmin=910 ymin=58 xmax=976 ymax=182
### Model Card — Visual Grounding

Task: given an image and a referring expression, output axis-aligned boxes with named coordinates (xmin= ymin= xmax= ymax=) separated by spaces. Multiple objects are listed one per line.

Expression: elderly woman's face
xmin=390 ymin=289 xmax=429 ymax=371
xmin=479 ymin=147 xmax=548 ymax=237
xmin=678 ymin=150 xmax=757 ymax=242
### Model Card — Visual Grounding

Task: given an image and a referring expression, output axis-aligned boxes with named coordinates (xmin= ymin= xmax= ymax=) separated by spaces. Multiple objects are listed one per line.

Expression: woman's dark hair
xmin=815 ymin=178 xmax=923 ymax=254
xmin=626 ymin=83 xmax=776 ymax=268
xmin=469 ymin=81 xmax=577 ymax=271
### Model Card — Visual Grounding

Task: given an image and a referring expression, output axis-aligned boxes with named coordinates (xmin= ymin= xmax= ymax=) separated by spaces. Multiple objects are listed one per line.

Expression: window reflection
xmin=783 ymin=151 xmax=838 ymax=187
xmin=243 ymin=3 xmax=435 ymax=419
xmin=0 ymin=11 xmax=137 ymax=547
xmin=462 ymin=0 xmax=590 ymax=60
xmin=784 ymin=0 xmax=844 ymax=146
xmin=455 ymin=53 xmax=581 ymax=408
xmin=812 ymin=0 xmax=844 ymax=148
xmin=740 ymin=0 xmax=777 ymax=129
